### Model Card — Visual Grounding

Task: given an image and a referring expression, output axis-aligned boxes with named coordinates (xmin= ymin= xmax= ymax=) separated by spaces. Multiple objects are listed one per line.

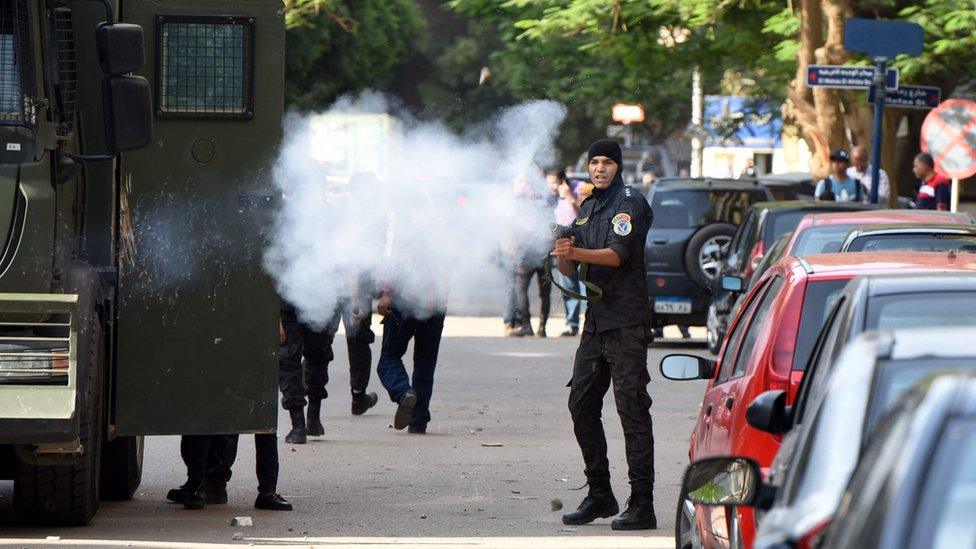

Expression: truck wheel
xmin=14 ymin=311 xmax=103 ymax=525
xmin=99 ymin=436 xmax=144 ymax=501
xmin=684 ymin=223 xmax=736 ymax=289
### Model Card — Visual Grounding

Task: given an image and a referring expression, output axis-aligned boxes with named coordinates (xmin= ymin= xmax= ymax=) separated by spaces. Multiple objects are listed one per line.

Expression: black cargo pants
xmin=279 ymin=302 xmax=374 ymax=410
xmin=568 ymin=325 xmax=655 ymax=494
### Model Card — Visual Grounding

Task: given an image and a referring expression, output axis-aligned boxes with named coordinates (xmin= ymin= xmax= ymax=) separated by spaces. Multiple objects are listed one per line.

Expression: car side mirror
xmin=722 ymin=275 xmax=744 ymax=292
xmin=102 ymin=76 xmax=153 ymax=153
xmin=660 ymin=354 xmax=715 ymax=381
xmin=746 ymin=390 xmax=793 ymax=434
xmin=683 ymin=457 xmax=761 ymax=506
xmin=96 ymin=23 xmax=145 ymax=74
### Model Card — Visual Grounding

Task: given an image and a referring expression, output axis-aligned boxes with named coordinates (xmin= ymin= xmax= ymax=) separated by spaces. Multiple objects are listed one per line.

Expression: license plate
xmin=654 ymin=296 xmax=692 ymax=314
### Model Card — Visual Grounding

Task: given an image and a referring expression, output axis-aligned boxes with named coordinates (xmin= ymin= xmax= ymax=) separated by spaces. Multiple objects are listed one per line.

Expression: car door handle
xmin=705 ymin=404 xmax=713 ymax=416
xmin=725 ymin=396 xmax=735 ymax=410
xmin=653 ymin=238 xmax=668 ymax=245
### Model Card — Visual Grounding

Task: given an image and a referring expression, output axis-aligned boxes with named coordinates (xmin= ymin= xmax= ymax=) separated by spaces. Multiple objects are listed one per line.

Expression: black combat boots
xmin=562 ymin=485 xmax=619 ymax=525
xmin=351 ymin=390 xmax=379 ymax=416
xmin=285 ymin=408 xmax=307 ymax=444
xmin=307 ymin=399 xmax=325 ymax=437
xmin=611 ymin=491 xmax=657 ymax=530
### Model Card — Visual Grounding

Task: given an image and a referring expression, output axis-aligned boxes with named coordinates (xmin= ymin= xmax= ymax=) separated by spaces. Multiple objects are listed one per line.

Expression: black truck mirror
xmin=96 ymin=23 xmax=145 ymax=75
xmin=102 ymin=76 xmax=153 ymax=152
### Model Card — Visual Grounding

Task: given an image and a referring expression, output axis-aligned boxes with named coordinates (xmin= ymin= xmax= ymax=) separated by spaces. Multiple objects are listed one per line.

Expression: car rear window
xmin=650 ymin=189 xmax=767 ymax=228
xmin=867 ymin=292 xmax=976 ymax=330
xmin=792 ymin=224 xmax=857 ymax=255
xmin=794 ymin=279 xmax=849 ymax=370
xmin=767 ymin=211 xmax=818 ymax=248
xmin=847 ymin=233 xmax=976 ymax=253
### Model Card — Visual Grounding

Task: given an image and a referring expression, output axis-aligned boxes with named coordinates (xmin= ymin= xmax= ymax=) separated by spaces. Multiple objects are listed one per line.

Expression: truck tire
xmin=684 ymin=223 xmax=736 ymax=289
xmin=13 ymin=307 xmax=103 ymax=526
xmin=99 ymin=436 xmax=143 ymax=501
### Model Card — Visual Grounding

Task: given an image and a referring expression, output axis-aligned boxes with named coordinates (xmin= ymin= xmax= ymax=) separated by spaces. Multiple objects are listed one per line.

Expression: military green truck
xmin=0 ymin=0 xmax=283 ymax=525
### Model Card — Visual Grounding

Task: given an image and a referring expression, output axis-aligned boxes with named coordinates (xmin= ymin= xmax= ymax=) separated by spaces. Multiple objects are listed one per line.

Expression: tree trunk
xmin=787 ymin=0 xmax=828 ymax=178
xmin=881 ymin=110 xmax=902 ymax=206
xmin=813 ymin=0 xmax=852 ymax=159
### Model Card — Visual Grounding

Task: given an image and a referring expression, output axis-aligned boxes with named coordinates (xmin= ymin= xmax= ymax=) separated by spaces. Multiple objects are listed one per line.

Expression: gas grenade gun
xmin=545 ymin=223 xmax=603 ymax=302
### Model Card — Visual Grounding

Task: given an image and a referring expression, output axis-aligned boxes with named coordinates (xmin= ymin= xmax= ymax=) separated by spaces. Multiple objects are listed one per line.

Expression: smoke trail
xmin=264 ymin=92 xmax=568 ymax=327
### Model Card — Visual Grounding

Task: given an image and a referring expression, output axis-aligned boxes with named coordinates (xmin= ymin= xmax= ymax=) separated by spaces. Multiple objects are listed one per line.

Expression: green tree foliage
xmin=283 ymin=0 xmax=425 ymax=110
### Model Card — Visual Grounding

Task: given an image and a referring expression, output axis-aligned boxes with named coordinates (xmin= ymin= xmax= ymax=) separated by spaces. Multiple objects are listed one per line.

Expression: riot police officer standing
xmin=552 ymin=139 xmax=656 ymax=530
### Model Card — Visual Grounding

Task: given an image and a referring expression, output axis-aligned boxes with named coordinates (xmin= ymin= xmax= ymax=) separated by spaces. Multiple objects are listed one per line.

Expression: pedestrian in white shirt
xmin=847 ymin=145 xmax=890 ymax=204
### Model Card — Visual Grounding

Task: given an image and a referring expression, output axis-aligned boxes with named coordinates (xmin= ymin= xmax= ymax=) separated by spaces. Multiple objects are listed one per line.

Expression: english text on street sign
xmin=868 ymin=85 xmax=941 ymax=110
xmin=844 ymin=18 xmax=924 ymax=59
xmin=920 ymin=99 xmax=976 ymax=180
xmin=807 ymin=65 xmax=898 ymax=91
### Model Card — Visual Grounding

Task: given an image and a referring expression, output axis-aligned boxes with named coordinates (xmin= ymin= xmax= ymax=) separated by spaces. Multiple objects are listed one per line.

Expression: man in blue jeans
xmin=375 ymin=289 xmax=445 ymax=434
xmin=547 ymin=168 xmax=584 ymax=336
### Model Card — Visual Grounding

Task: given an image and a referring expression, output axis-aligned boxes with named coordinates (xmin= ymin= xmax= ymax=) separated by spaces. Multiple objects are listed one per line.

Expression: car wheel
xmin=729 ymin=508 xmax=745 ymax=549
xmin=706 ymin=303 xmax=723 ymax=355
xmin=675 ymin=485 xmax=703 ymax=549
xmin=685 ymin=223 xmax=736 ymax=289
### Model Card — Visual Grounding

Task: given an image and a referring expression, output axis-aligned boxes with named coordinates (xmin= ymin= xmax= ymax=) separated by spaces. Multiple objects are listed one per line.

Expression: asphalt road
xmin=0 ymin=321 xmax=708 ymax=548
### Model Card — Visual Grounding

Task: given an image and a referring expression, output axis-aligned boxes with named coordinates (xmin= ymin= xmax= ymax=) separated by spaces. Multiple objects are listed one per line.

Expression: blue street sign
xmin=844 ymin=18 xmax=924 ymax=59
xmin=868 ymin=85 xmax=941 ymax=110
xmin=807 ymin=65 xmax=898 ymax=91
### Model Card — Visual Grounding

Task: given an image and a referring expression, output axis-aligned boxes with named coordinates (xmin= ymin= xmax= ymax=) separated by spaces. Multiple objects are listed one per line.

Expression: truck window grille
xmin=0 ymin=0 xmax=36 ymax=126
xmin=52 ymin=7 xmax=77 ymax=133
xmin=156 ymin=15 xmax=253 ymax=119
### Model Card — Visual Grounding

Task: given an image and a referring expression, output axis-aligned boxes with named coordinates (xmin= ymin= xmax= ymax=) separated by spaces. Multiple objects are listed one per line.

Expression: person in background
xmin=913 ymin=152 xmax=951 ymax=211
xmin=640 ymin=171 xmax=656 ymax=191
xmin=547 ymin=168 xmax=583 ymax=336
xmin=738 ymin=158 xmax=756 ymax=179
xmin=815 ymin=150 xmax=867 ymax=203
xmin=509 ymin=175 xmax=552 ymax=337
xmin=847 ymin=145 xmax=889 ymax=204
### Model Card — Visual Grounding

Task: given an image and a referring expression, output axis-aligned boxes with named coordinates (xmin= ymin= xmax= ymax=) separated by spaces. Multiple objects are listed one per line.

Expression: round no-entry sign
xmin=921 ymin=99 xmax=976 ymax=179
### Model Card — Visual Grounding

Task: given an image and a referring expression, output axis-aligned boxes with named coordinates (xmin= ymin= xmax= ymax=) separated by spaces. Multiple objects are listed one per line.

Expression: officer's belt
xmin=544 ymin=255 xmax=603 ymax=302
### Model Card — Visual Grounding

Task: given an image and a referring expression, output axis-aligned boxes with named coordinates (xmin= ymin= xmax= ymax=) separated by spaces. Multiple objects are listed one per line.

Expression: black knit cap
xmin=587 ymin=139 xmax=623 ymax=167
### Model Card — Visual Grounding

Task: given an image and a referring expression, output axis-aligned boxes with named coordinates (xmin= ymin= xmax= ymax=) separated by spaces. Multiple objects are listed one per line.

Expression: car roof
xmin=651 ymin=177 xmax=766 ymax=191
xmin=797 ymin=209 xmax=971 ymax=227
xmin=848 ymin=271 xmax=976 ymax=296
xmin=751 ymin=200 xmax=871 ymax=214
xmin=846 ymin=223 xmax=976 ymax=236
xmin=758 ymin=172 xmax=814 ymax=183
xmin=782 ymin=251 xmax=976 ymax=278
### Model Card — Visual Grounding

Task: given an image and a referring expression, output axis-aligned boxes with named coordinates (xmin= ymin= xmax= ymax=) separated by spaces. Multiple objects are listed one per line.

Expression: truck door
xmin=113 ymin=0 xmax=284 ymax=434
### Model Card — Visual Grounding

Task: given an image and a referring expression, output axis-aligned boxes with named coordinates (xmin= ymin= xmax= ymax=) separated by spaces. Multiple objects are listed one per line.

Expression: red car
xmin=661 ymin=251 xmax=976 ymax=549
xmin=784 ymin=209 xmax=973 ymax=257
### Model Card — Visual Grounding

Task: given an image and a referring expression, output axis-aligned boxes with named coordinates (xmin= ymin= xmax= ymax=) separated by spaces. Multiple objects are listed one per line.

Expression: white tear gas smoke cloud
xmin=264 ymin=92 xmax=569 ymax=327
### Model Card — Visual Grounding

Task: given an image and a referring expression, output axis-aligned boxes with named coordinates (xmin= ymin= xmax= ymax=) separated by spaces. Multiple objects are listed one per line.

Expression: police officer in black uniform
xmin=553 ymin=139 xmax=656 ymax=530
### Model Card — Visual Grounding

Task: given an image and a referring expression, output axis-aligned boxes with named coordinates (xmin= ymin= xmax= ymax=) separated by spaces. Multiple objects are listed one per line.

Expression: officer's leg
xmin=176 ymin=435 xmax=211 ymax=509
xmin=302 ymin=314 xmax=337 ymax=438
xmin=252 ymin=434 xmax=292 ymax=510
xmin=205 ymin=434 xmax=237 ymax=504
xmin=278 ymin=307 xmax=306 ymax=411
xmin=343 ymin=302 xmax=379 ymax=415
xmin=536 ymin=266 xmax=551 ymax=336
xmin=605 ymin=325 xmax=656 ymax=530
xmin=377 ymin=308 xmax=416 ymax=403
xmin=563 ymin=331 xmax=618 ymax=525
xmin=514 ymin=266 xmax=533 ymax=334
xmin=409 ymin=313 xmax=445 ymax=432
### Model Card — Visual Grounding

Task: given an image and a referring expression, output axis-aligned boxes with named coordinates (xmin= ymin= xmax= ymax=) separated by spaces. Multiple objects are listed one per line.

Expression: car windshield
xmin=793 ymin=280 xmax=849 ymax=371
xmin=868 ymin=359 xmax=976 ymax=433
xmin=650 ymin=189 xmax=766 ymax=228
xmin=768 ymin=211 xmax=819 ymax=248
xmin=917 ymin=420 xmax=976 ymax=549
xmin=793 ymin=224 xmax=857 ymax=255
xmin=867 ymin=292 xmax=976 ymax=330
xmin=847 ymin=233 xmax=976 ymax=253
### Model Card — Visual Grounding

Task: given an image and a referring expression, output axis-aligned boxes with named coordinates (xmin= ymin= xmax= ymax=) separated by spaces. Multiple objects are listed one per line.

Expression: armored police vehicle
xmin=0 ymin=0 xmax=283 ymax=524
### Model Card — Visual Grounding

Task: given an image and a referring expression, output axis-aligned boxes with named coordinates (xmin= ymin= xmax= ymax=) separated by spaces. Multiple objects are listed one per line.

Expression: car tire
xmin=706 ymin=302 xmax=724 ymax=355
xmin=685 ymin=223 xmax=736 ymax=289
xmin=675 ymin=483 xmax=703 ymax=549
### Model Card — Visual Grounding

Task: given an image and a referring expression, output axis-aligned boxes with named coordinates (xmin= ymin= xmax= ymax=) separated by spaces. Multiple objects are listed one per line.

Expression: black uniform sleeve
xmin=607 ymin=195 xmax=651 ymax=264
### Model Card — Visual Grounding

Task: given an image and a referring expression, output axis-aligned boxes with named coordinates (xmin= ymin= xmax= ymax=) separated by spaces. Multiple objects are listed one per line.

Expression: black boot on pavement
xmin=351 ymin=390 xmax=379 ymax=416
xmin=207 ymin=484 xmax=228 ymax=504
xmin=166 ymin=483 xmax=191 ymax=504
xmin=560 ymin=327 xmax=579 ymax=337
xmin=394 ymin=389 xmax=417 ymax=430
xmin=285 ymin=407 xmax=307 ymax=444
xmin=562 ymin=486 xmax=619 ymax=525
xmin=183 ymin=483 xmax=208 ymax=511
xmin=611 ymin=492 xmax=657 ymax=530
xmin=255 ymin=492 xmax=293 ymax=511
xmin=407 ymin=424 xmax=426 ymax=434
xmin=307 ymin=399 xmax=325 ymax=437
